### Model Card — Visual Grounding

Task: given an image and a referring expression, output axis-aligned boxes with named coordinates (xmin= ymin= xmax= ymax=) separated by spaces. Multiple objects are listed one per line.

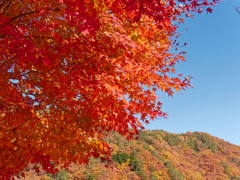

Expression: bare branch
xmin=234 ymin=6 xmax=240 ymax=15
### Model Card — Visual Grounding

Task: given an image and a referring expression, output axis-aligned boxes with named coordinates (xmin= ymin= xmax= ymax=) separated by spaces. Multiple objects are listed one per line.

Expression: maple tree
xmin=0 ymin=0 xmax=220 ymax=179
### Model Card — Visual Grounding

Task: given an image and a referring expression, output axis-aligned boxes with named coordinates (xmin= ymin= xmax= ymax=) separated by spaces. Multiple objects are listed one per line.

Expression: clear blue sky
xmin=144 ymin=0 xmax=240 ymax=145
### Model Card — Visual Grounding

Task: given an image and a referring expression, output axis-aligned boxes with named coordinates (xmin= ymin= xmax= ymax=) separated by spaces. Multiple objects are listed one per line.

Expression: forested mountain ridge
xmin=20 ymin=130 xmax=240 ymax=180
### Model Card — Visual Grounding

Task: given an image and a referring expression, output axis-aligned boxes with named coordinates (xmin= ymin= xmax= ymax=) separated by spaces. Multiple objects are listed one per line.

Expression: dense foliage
xmin=0 ymin=0 xmax=220 ymax=178
xmin=20 ymin=130 xmax=240 ymax=180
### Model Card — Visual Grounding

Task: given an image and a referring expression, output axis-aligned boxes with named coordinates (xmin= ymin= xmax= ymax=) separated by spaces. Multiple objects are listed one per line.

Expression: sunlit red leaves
xmin=0 ymin=0 xmax=221 ymax=179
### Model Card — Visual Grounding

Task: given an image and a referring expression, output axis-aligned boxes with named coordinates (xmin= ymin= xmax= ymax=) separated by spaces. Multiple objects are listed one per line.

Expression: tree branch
xmin=234 ymin=6 xmax=240 ymax=15
xmin=0 ymin=0 xmax=13 ymax=14
xmin=9 ymin=81 xmax=43 ymax=96
xmin=9 ymin=7 xmax=61 ymax=22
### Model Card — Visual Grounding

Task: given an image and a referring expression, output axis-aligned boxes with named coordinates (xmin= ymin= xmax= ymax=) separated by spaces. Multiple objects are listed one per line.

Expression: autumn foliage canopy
xmin=0 ymin=0 xmax=220 ymax=179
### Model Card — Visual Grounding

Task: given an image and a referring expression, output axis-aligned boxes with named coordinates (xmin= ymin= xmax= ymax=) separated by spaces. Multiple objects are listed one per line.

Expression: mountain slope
xmin=20 ymin=130 xmax=240 ymax=180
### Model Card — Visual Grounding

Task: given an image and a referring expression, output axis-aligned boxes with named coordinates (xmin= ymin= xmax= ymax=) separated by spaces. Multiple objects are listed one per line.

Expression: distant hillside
xmin=20 ymin=130 xmax=240 ymax=180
